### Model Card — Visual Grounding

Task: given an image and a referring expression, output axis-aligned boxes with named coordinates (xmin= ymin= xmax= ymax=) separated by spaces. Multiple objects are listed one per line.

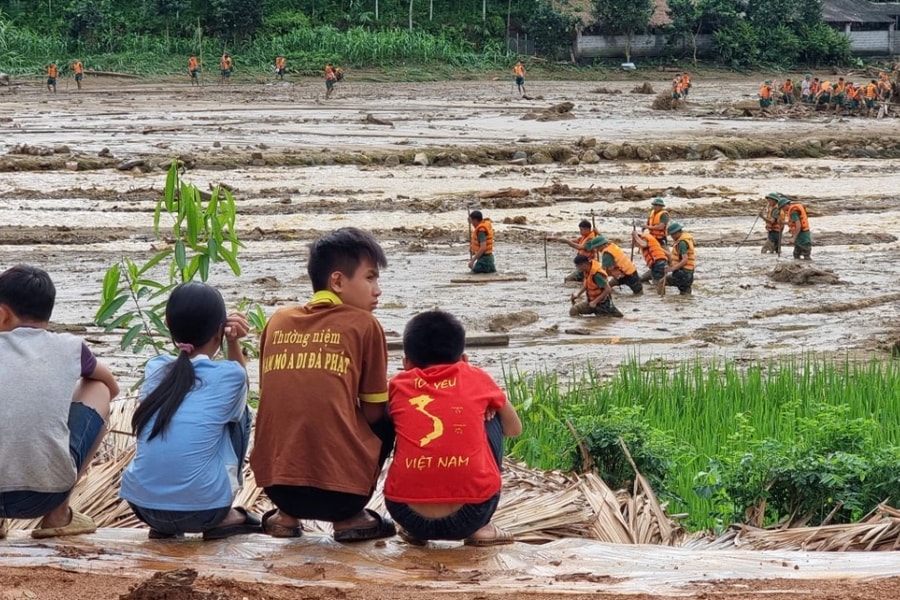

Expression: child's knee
xmin=74 ymin=380 xmax=112 ymax=420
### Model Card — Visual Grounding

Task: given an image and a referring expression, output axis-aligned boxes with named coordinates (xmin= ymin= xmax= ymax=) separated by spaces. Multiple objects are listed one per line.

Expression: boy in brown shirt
xmin=250 ymin=228 xmax=396 ymax=541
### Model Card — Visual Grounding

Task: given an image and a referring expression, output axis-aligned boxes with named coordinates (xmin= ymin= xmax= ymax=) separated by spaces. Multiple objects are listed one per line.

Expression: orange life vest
xmin=810 ymin=80 xmax=820 ymax=95
xmin=671 ymin=233 xmax=695 ymax=271
xmin=786 ymin=204 xmax=810 ymax=235
xmin=847 ymin=85 xmax=860 ymax=100
xmin=601 ymin=243 xmax=637 ymax=278
xmin=514 ymin=64 xmax=525 ymax=77
xmin=834 ymin=80 xmax=846 ymax=94
xmin=189 ymin=57 xmax=198 ymax=70
xmin=781 ymin=80 xmax=793 ymax=94
xmin=73 ymin=61 xmax=83 ymax=75
xmin=647 ymin=209 xmax=668 ymax=241
xmin=578 ymin=231 xmax=597 ymax=258
xmin=276 ymin=57 xmax=285 ymax=69
xmin=47 ymin=65 xmax=58 ymax=78
xmin=765 ymin=205 xmax=783 ymax=232
xmin=866 ymin=83 xmax=877 ymax=99
xmin=759 ymin=84 xmax=772 ymax=99
xmin=639 ymin=232 xmax=667 ymax=267
xmin=470 ymin=219 xmax=494 ymax=255
xmin=585 ymin=260 xmax=608 ymax=302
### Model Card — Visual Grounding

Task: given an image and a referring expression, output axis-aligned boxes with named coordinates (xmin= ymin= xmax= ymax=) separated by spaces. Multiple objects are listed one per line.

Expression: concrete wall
xmin=575 ymin=27 xmax=897 ymax=59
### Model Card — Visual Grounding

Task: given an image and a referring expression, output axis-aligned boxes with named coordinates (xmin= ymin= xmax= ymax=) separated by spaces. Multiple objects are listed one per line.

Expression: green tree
xmin=525 ymin=1 xmax=577 ymax=59
xmin=210 ymin=0 xmax=263 ymax=43
xmin=592 ymin=0 xmax=652 ymax=62
xmin=666 ymin=0 xmax=741 ymax=64
xmin=64 ymin=0 xmax=111 ymax=46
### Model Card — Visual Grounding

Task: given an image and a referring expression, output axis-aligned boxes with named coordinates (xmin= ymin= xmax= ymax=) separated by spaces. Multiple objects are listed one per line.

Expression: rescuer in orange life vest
xmin=569 ymin=255 xmax=623 ymax=318
xmin=664 ymin=222 xmax=695 ymax=295
xmin=545 ymin=219 xmax=598 ymax=282
xmin=584 ymin=235 xmax=643 ymax=295
xmin=778 ymin=195 xmax=812 ymax=260
xmin=468 ymin=210 xmax=496 ymax=273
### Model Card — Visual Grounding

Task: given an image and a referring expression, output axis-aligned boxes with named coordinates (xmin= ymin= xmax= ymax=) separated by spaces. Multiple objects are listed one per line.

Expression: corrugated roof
xmin=821 ymin=0 xmax=895 ymax=23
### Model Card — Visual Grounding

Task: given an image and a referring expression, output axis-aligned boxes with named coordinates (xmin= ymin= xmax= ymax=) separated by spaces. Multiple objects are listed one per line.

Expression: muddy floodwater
xmin=2 ymin=75 xmax=900 ymax=390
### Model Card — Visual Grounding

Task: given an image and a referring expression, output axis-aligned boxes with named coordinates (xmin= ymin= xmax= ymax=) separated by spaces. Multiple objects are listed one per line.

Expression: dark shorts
xmin=515 ymin=76 xmax=524 ymax=86
xmin=47 ymin=77 xmax=56 ymax=85
xmin=128 ymin=503 xmax=231 ymax=535
xmin=221 ymin=69 xmax=232 ymax=78
xmin=190 ymin=69 xmax=198 ymax=79
xmin=265 ymin=418 xmax=394 ymax=523
xmin=75 ymin=74 xmax=83 ymax=82
xmin=650 ymin=259 xmax=667 ymax=282
xmin=326 ymin=80 xmax=334 ymax=90
xmin=386 ymin=418 xmax=504 ymax=541
xmin=0 ymin=402 xmax=104 ymax=519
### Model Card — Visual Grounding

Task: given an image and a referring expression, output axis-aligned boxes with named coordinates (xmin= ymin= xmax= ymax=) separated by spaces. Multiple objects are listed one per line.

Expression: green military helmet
xmin=651 ymin=197 xmax=665 ymax=207
xmin=777 ymin=196 xmax=791 ymax=209
xmin=667 ymin=222 xmax=683 ymax=235
xmin=765 ymin=79 xmax=772 ymax=84
xmin=765 ymin=192 xmax=781 ymax=202
xmin=584 ymin=235 xmax=609 ymax=250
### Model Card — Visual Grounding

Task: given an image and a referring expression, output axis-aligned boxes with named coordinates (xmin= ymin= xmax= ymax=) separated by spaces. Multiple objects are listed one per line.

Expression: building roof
xmin=556 ymin=0 xmax=672 ymax=28
xmin=821 ymin=0 xmax=896 ymax=23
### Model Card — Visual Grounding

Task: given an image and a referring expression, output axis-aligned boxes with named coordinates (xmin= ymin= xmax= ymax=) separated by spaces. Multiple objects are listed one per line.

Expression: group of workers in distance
xmin=671 ymin=72 xmax=692 ymax=101
xmin=0 ymin=228 xmax=523 ymax=546
xmin=758 ymin=71 xmax=894 ymax=115
xmin=43 ymin=61 xmax=84 ymax=93
xmin=468 ymin=198 xmax=696 ymax=318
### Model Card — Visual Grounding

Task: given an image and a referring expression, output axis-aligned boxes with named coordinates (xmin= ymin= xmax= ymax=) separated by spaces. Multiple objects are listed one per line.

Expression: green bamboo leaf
xmin=147 ymin=310 xmax=169 ymax=336
xmin=207 ymin=236 xmax=218 ymax=261
xmin=121 ymin=324 xmax=144 ymax=351
xmin=174 ymin=239 xmax=186 ymax=270
xmin=138 ymin=249 xmax=172 ymax=275
xmin=95 ymin=294 xmax=130 ymax=326
xmin=103 ymin=312 xmax=133 ymax=332
xmin=135 ymin=278 xmax=166 ymax=289
xmin=101 ymin=264 xmax=121 ymax=303
xmin=218 ymin=245 xmax=241 ymax=276
xmin=207 ymin=186 xmax=219 ymax=218
xmin=199 ymin=253 xmax=210 ymax=281
xmin=186 ymin=255 xmax=201 ymax=280
xmin=164 ymin=162 xmax=178 ymax=212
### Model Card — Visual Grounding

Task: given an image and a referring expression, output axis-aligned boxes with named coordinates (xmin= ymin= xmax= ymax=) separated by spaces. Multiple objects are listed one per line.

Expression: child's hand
xmin=224 ymin=312 xmax=250 ymax=341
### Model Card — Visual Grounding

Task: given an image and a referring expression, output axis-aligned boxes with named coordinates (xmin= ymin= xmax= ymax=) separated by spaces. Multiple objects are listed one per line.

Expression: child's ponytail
xmin=131 ymin=282 xmax=227 ymax=440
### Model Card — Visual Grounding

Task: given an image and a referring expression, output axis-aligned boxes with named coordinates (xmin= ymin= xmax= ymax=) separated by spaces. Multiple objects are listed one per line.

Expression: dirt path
xmin=2 ymin=75 xmax=900 ymax=597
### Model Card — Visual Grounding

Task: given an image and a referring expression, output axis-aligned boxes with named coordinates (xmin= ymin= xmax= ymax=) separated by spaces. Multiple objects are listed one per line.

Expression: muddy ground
xmin=1 ymin=73 xmax=900 ymax=597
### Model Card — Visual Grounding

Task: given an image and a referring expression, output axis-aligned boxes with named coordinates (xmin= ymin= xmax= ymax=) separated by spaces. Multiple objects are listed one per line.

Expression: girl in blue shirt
xmin=120 ymin=282 xmax=261 ymax=540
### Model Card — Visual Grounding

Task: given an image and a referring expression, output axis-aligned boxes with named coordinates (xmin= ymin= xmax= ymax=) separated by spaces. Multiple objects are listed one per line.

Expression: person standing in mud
xmin=513 ymin=61 xmax=526 ymax=97
xmin=569 ymin=255 xmax=623 ymax=317
xmin=274 ymin=56 xmax=286 ymax=81
xmin=584 ymin=235 xmax=643 ymax=295
xmin=468 ymin=210 xmax=496 ymax=274
xmin=778 ymin=196 xmax=812 ymax=260
xmin=46 ymin=62 xmax=58 ymax=94
xmin=219 ymin=54 xmax=233 ymax=85
xmin=760 ymin=193 xmax=785 ymax=255
xmin=545 ymin=219 xmax=597 ymax=282
xmin=780 ymin=78 xmax=794 ymax=105
xmin=632 ymin=229 xmax=669 ymax=293
xmin=72 ymin=60 xmax=84 ymax=91
xmin=325 ymin=64 xmax=337 ymax=99
xmin=664 ymin=222 xmax=695 ymax=295
xmin=188 ymin=56 xmax=200 ymax=86
xmin=644 ymin=197 xmax=669 ymax=248
xmin=758 ymin=80 xmax=773 ymax=108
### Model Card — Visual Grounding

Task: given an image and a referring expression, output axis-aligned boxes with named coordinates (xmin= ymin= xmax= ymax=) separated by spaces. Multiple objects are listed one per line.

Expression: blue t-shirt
xmin=120 ymin=355 xmax=248 ymax=511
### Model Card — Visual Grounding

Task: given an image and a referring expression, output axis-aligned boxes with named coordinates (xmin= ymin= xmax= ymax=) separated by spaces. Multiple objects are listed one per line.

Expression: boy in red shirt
xmin=385 ymin=310 xmax=522 ymax=546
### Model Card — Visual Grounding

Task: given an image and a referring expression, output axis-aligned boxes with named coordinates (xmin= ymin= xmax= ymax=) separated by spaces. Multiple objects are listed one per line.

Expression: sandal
xmin=202 ymin=507 xmax=262 ymax=541
xmin=31 ymin=509 xmax=96 ymax=539
xmin=397 ymin=526 xmax=427 ymax=547
xmin=463 ymin=523 xmax=514 ymax=547
xmin=260 ymin=508 xmax=303 ymax=539
xmin=333 ymin=509 xmax=396 ymax=543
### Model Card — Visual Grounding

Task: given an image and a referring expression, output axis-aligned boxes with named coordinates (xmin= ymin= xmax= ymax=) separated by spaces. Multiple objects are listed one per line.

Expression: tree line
xmin=0 ymin=0 xmax=857 ymax=69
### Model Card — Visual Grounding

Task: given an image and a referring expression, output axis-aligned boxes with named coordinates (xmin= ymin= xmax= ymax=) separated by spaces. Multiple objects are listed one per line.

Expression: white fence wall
xmin=575 ymin=27 xmax=897 ymax=59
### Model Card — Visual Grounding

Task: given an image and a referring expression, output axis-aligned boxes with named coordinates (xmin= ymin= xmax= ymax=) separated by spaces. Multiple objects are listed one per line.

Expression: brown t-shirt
xmin=250 ymin=291 xmax=389 ymax=496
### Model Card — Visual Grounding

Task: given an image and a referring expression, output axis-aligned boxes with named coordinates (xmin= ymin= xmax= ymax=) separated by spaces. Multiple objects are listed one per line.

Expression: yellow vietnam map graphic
xmin=409 ymin=394 xmax=444 ymax=447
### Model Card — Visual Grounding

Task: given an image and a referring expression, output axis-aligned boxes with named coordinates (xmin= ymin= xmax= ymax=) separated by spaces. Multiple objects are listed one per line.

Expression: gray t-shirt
xmin=0 ymin=327 xmax=96 ymax=493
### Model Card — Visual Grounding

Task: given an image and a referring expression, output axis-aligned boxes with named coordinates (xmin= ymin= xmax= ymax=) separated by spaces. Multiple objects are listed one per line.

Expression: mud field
xmin=2 ymin=74 xmax=900 ymax=598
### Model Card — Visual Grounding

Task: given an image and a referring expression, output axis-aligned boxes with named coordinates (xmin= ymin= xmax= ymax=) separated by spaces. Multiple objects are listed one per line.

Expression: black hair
xmin=403 ymin=310 xmax=465 ymax=368
xmin=469 ymin=210 xmax=483 ymax=221
xmin=574 ymin=254 xmax=589 ymax=265
xmin=307 ymin=227 xmax=387 ymax=292
xmin=132 ymin=282 xmax=227 ymax=441
xmin=578 ymin=220 xmax=591 ymax=229
xmin=0 ymin=264 xmax=55 ymax=321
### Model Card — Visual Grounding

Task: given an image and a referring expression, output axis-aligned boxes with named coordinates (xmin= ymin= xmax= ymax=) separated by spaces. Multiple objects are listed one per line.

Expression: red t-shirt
xmin=384 ymin=362 xmax=506 ymax=504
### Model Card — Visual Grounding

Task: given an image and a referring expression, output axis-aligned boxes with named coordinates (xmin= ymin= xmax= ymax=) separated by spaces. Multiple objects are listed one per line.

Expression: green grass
xmin=505 ymin=356 xmax=900 ymax=531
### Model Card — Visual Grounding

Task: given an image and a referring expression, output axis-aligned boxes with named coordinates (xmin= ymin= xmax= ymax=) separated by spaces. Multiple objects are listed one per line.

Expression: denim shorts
xmin=0 ymin=402 xmax=104 ymax=519
xmin=385 ymin=493 xmax=500 ymax=541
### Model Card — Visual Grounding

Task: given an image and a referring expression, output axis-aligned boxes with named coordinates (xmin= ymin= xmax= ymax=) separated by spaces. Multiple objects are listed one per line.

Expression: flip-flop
xmin=463 ymin=524 xmax=514 ymax=547
xmin=202 ymin=507 xmax=262 ymax=541
xmin=333 ymin=509 xmax=396 ymax=543
xmin=31 ymin=509 xmax=96 ymax=539
xmin=260 ymin=508 xmax=303 ymax=539
xmin=0 ymin=518 xmax=7 ymax=539
xmin=397 ymin=526 xmax=427 ymax=546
